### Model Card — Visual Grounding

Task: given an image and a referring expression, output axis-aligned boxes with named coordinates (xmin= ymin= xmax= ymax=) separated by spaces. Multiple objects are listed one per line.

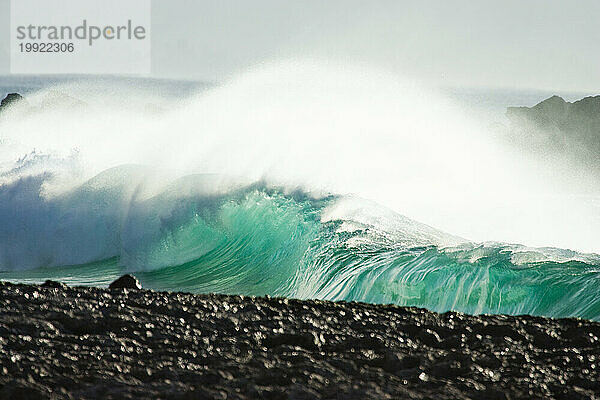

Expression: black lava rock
xmin=108 ymin=274 xmax=142 ymax=290
xmin=1 ymin=281 xmax=600 ymax=399
xmin=0 ymin=93 xmax=24 ymax=112
xmin=41 ymin=280 xmax=67 ymax=289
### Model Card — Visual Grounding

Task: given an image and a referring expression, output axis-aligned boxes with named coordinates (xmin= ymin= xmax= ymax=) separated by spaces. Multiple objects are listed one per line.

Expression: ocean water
xmin=1 ymin=64 xmax=599 ymax=320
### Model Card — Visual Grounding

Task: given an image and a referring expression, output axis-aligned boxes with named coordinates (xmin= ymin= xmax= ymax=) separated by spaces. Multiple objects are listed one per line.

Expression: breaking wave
xmin=1 ymin=61 xmax=599 ymax=320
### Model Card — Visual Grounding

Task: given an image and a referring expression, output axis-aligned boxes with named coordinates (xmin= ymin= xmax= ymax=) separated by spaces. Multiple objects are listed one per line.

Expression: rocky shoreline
xmin=1 ymin=278 xmax=599 ymax=400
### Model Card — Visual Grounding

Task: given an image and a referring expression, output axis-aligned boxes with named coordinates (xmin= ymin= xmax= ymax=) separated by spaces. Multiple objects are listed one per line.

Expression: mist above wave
xmin=0 ymin=60 xmax=598 ymax=254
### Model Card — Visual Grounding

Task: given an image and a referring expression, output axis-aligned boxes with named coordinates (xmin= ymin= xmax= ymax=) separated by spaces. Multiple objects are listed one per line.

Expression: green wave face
xmin=2 ymin=189 xmax=600 ymax=321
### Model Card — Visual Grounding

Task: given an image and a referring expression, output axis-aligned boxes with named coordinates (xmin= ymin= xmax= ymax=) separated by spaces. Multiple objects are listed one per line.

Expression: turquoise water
xmin=2 ymin=188 xmax=599 ymax=321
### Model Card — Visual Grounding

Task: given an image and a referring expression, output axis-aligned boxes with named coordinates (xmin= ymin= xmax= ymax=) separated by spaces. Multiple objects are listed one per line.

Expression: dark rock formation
xmin=507 ymin=95 xmax=600 ymax=131
xmin=0 ymin=93 xmax=24 ymax=111
xmin=506 ymin=94 xmax=600 ymax=156
xmin=1 ymin=280 xmax=600 ymax=399
xmin=109 ymin=274 xmax=142 ymax=290
xmin=41 ymin=280 xmax=67 ymax=289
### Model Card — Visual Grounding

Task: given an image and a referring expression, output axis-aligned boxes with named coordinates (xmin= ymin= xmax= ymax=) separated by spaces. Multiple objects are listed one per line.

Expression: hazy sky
xmin=1 ymin=0 xmax=599 ymax=91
